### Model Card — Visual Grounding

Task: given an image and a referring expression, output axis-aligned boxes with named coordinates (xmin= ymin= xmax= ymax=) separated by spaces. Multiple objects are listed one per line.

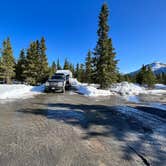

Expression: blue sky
xmin=0 ymin=0 xmax=165 ymax=73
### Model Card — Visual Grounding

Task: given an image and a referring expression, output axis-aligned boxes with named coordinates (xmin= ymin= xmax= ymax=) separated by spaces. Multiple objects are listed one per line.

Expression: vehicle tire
xmin=62 ymin=87 xmax=65 ymax=93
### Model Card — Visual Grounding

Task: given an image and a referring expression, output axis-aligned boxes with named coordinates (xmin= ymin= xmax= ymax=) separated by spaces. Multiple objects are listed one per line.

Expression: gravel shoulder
xmin=0 ymin=92 xmax=165 ymax=166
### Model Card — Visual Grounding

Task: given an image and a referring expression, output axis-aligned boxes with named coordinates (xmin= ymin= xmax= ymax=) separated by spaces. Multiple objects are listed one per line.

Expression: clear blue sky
xmin=0 ymin=0 xmax=165 ymax=73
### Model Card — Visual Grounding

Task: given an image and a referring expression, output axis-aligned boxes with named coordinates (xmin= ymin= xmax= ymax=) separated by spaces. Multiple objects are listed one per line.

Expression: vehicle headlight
xmin=58 ymin=82 xmax=63 ymax=86
xmin=45 ymin=82 xmax=49 ymax=86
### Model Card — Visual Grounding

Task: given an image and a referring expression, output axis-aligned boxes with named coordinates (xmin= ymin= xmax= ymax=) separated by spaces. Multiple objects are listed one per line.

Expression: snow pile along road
xmin=0 ymin=84 xmax=44 ymax=100
xmin=77 ymin=85 xmax=111 ymax=97
xmin=70 ymin=78 xmax=111 ymax=97
xmin=110 ymin=82 xmax=146 ymax=96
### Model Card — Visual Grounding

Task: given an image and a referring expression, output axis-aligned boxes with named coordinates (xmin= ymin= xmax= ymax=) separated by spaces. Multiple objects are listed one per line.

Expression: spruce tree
xmin=136 ymin=65 xmax=156 ymax=88
xmin=146 ymin=66 xmax=156 ymax=88
xmin=0 ymin=38 xmax=15 ymax=83
xmin=57 ymin=58 xmax=62 ymax=70
xmin=75 ymin=63 xmax=80 ymax=81
xmin=16 ymin=49 xmax=27 ymax=82
xmin=50 ymin=61 xmax=56 ymax=77
xmin=24 ymin=42 xmax=38 ymax=85
xmin=80 ymin=63 xmax=85 ymax=82
xmin=63 ymin=58 xmax=70 ymax=70
xmin=69 ymin=63 xmax=75 ymax=75
xmin=85 ymin=50 xmax=92 ymax=84
xmin=38 ymin=37 xmax=49 ymax=83
xmin=93 ymin=3 xmax=118 ymax=88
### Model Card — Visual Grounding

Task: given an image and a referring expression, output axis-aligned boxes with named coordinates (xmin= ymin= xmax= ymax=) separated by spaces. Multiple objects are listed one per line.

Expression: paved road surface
xmin=0 ymin=92 xmax=165 ymax=166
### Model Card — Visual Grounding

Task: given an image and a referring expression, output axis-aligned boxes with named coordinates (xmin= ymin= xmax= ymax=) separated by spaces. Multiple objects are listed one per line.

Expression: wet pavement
xmin=0 ymin=92 xmax=165 ymax=166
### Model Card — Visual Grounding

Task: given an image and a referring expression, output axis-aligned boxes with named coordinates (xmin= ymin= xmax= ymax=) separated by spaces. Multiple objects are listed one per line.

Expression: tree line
xmin=118 ymin=65 xmax=166 ymax=88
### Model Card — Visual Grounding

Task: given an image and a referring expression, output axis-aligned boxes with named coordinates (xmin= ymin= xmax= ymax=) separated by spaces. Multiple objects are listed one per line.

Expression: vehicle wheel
xmin=62 ymin=87 xmax=65 ymax=93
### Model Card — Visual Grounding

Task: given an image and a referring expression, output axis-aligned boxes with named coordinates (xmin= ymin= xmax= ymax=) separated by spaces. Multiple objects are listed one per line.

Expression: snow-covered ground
xmin=110 ymin=82 xmax=145 ymax=96
xmin=110 ymin=82 xmax=166 ymax=96
xmin=0 ymin=84 xmax=44 ymax=100
xmin=70 ymin=78 xmax=112 ymax=97
xmin=70 ymin=79 xmax=166 ymax=97
xmin=0 ymin=80 xmax=165 ymax=99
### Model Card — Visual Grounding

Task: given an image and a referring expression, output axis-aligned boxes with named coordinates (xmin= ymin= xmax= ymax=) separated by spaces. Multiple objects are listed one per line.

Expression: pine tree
xmin=136 ymin=65 xmax=146 ymax=85
xmin=24 ymin=42 xmax=38 ymax=85
xmin=136 ymin=65 xmax=156 ymax=88
xmin=85 ymin=50 xmax=92 ymax=84
xmin=16 ymin=49 xmax=27 ymax=82
xmin=146 ymin=66 xmax=156 ymax=88
xmin=69 ymin=63 xmax=75 ymax=75
xmin=93 ymin=3 xmax=118 ymax=89
xmin=0 ymin=38 xmax=15 ymax=83
xmin=38 ymin=37 xmax=49 ymax=83
xmin=63 ymin=58 xmax=70 ymax=70
xmin=75 ymin=63 xmax=80 ymax=81
xmin=80 ymin=63 xmax=85 ymax=82
xmin=57 ymin=58 xmax=62 ymax=70
xmin=50 ymin=61 xmax=56 ymax=77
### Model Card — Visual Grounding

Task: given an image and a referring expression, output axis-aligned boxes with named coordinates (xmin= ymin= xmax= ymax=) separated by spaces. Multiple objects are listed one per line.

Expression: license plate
xmin=52 ymin=87 xmax=55 ymax=90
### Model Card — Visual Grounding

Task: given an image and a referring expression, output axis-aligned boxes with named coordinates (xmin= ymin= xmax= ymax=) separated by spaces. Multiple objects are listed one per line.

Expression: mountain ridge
xmin=128 ymin=62 xmax=166 ymax=75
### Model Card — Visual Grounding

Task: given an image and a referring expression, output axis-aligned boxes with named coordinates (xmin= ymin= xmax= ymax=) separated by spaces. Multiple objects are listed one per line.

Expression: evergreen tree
xmin=85 ymin=50 xmax=92 ymax=84
xmin=50 ymin=61 xmax=56 ymax=77
xmin=15 ymin=49 xmax=27 ymax=82
xmin=145 ymin=66 xmax=156 ymax=88
xmin=136 ymin=65 xmax=156 ymax=88
xmin=38 ymin=37 xmax=49 ymax=83
xmin=79 ymin=63 xmax=85 ymax=82
xmin=24 ymin=42 xmax=39 ymax=85
xmin=75 ymin=63 xmax=80 ymax=81
xmin=63 ymin=58 xmax=70 ymax=70
xmin=69 ymin=63 xmax=75 ymax=75
xmin=0 ymin=38 xmax=15 ymax=83
xmin=57 ymin=58 xmax=62 ymax=70
xmin=136 ymin=65 xmax=146 ymax=85
xmin=93 ymin=3 xmax=118 ymax=89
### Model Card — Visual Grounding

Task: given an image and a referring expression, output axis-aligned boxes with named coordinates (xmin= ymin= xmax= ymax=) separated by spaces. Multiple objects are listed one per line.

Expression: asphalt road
xmin=0 ymin=92 xmax=165 ymax=166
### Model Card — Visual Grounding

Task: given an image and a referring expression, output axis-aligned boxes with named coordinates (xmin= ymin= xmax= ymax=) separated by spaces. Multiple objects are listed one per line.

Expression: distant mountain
xmin=128 ymin=62 xmax=166 ymax=76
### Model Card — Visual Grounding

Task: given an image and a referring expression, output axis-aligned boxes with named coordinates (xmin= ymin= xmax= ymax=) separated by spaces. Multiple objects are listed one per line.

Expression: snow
xmin=70 ymin=78 xmax=112 ymax=97
xmin=77 ymin=85 xmax=111 ymax=97
xmin=69 ymin=79 xmax=166 ymax=97
xmin=110 ymin=82 xmax=146 ymax=96
xmin=110 ymin=82 xmax=166 ymax=97
xmin=0 ymin=84 xmax=44 ymax=100
xmin=155 ymin=84 xmax=166 ymax=90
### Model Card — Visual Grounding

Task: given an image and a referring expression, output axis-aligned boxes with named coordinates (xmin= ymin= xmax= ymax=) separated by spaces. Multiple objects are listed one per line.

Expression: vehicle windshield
xmin=51 ymin=75 xmax=65 ymax=80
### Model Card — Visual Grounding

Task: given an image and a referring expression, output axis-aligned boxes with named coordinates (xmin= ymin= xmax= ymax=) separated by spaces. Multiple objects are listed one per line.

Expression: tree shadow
xmin=17 ymin=103 xmax=166 ymax=165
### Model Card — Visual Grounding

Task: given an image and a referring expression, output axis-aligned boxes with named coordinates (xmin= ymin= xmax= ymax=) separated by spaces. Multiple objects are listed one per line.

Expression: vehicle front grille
xmin=49 ymin=82 xmax=58 ymax=86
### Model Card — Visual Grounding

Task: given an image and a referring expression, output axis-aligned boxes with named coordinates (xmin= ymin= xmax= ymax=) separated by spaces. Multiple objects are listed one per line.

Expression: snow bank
xmin=77 ymin=85 xmax=111 ymax=97
xmin=0 ymin=84 xmax=44 ymax=100
xmin=155 ymin=84 xmax=166 ymax=90
xmin=110 ymin=82 xmax=146 ymax=96
xmin=70 ymin=78 xmax=111 ymax=97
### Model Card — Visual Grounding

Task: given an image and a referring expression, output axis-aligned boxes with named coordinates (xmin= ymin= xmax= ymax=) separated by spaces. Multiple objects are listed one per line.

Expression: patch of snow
xmin=77 ymin=85 xmax=111 ymax=97
xmin=70 ymin=78 xmax=111 ymax=97
xmin=110 ymin=82 xmax=146 ymax=96
xmin=0 ymin=84 xmax=44 ymax=100
xmin=155 ymin=84 xmax=166 ymax=90
xmin=146 ymin=89 xmax=166 ymax=95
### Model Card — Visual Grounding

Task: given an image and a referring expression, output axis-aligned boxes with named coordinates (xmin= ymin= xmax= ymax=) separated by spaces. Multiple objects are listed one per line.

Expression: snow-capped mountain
xmin=129 ymin=62 xmax=166 ymax=75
